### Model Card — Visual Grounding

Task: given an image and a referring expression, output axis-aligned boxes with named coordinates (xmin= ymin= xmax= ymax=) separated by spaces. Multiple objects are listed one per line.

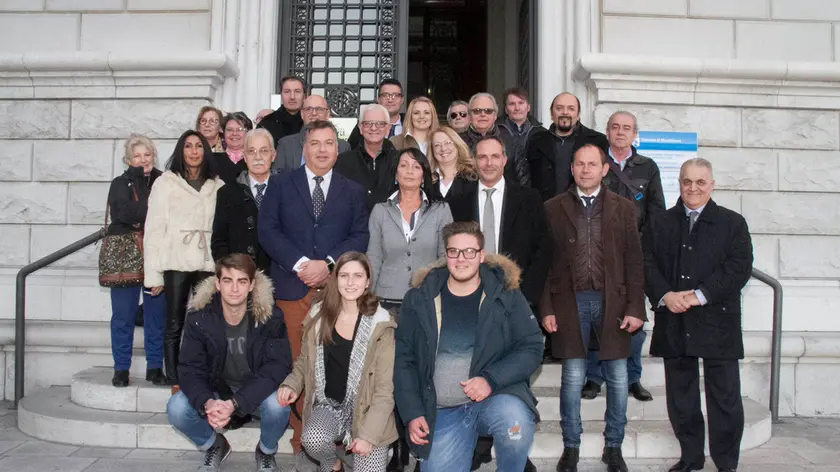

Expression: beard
xmin=556 ymin=116 xmax=575 ymax=133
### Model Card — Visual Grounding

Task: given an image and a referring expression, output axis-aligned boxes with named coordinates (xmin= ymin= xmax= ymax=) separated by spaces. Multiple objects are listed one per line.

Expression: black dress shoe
xmin=145 ymin=368 xmax=164 ymax=384
xmin=387 ymin=438 xmax=410 ymax=472
xmin=111 ymin=370 xmax=129 ymax=387
xmin=153 ymin=375 xmax=178 ymax=387
xmin=470 ymin=437 xmax=493 ymax=471
xmin=556 ymin=447 xmax=579 ymax=472
xmin=581 ymin=380 xmax=601 ymax=399
xmin=668 ymin=460 xmax=704 ymax=472
xmin=601 ymin=447 xmax=628 ymax=472
xmin=629 ymin=382 xmax=653 ymax=401
xmin=524 ymin=457 xmax=537 ymax=472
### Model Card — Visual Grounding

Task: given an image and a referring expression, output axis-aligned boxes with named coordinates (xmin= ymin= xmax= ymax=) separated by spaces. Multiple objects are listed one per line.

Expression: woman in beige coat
xmin=277 ymin=252 xmax=397 ymax=472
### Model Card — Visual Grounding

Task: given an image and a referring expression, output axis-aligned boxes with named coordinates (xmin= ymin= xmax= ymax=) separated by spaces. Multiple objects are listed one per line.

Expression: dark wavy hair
xmin=307 ymin=252 xmax=380 ymax=345
xmin=395 ymin=147 xmax=444 ymax=203
xmin=166 ymin=130 xmax=218 ymax=181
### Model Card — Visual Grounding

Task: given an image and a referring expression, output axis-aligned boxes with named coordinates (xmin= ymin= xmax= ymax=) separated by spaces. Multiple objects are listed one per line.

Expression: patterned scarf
xmin=227 ymin=149 xmax=244 ymax=163
xmin=313 ymin=314 xmax=374 ymax=444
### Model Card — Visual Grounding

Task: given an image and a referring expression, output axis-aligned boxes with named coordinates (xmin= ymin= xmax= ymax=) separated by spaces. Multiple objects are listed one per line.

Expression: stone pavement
xmin=0 ymin=401 xmax=836 ymax=472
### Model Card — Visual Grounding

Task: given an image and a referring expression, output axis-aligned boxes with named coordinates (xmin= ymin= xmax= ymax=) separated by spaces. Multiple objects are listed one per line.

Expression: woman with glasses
xmin=390 ymin=96 xmax=439 ymax=155
xmin=212 ymin=111 xmax=253 ymax=185
xmin=195 ymin=106 xmax=225 ymax=152
xmin=427 ymin=126 xmax=479 ymax=200
xmin=446 ymin=100 xmax=470 ymax=133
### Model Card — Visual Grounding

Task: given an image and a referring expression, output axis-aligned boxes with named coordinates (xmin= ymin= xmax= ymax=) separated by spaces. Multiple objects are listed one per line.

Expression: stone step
xmin=18 ymin=386 xmax=772 ymax=458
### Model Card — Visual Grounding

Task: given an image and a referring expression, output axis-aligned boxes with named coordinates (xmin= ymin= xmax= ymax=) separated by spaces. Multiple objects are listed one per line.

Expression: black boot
xmin=471 ymin=437 xmax=493 ymax=471
xmin=556 ymin=447 xmax=579 ymax=472
xmin=602 ymin=447 xmax=628 ymax=472
xmin=157 ymin=341 xmax=179 ymax=386
xmin=145 ymin=368 xmax=165 ymax=384
xmin=386 ymin=437 xmax=409 ymax=472
xmin=581 ymin=380 xmax=601 ymax=399
xmin=112 ymin=370 xmax=129 ymax=387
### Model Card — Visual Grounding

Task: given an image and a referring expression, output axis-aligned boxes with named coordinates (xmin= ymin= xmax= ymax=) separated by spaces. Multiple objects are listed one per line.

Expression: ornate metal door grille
xmin=280 ymin=0 xmax=404 ymax=118
xmin=518 ymin=0 xmax=538 ymax=108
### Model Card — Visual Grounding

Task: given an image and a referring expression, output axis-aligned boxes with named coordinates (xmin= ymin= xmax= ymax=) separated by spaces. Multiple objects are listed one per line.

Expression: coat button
xmin=569 ymin=238 xmax=575 ymax=243
xmin=681 ymin=275 xmax=685 ymax=279
xmin=688 ymin=246 xmax=692 ymax=250
xmin=314 ymin=223 xmax=319 ymax=228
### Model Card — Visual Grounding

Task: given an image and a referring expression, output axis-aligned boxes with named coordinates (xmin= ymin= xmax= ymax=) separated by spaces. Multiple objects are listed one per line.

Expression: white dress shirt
xmin=478 ymin=177 xmax=505 ymax=253
xmin=293 ymin=167 xmax=334 ymax=272
xmin=249 ymin=174 xmax=269 ymax=197
xmin=389 ymin=190 xmax=429 ymax=242
xmin=576 ymin=185 xmax=601 ymax=201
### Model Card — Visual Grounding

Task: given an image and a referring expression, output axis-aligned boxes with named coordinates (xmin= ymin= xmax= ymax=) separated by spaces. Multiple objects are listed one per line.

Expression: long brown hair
xmin=306 ymin=252 xmax=379 ymax=345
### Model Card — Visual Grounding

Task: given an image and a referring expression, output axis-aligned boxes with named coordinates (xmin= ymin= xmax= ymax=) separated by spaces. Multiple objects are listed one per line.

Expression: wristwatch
xmin=325 ymin=258 xmax=336 ymax=273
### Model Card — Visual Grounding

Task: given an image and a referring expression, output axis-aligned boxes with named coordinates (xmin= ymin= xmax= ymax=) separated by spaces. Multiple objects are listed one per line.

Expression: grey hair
xmin=607 ymin=110 xmax=638 ymax=132
xmin=359 ymin=103 xmax=389 ymax=123
xmin=123 ymin=134 xmax=157 ymax=166
xmin=447 ymin=100 xmax=468 ymax=116
xmin=679 ymin=158 xmax=714 ymax=180
xmin=468 ymin=92 xmax=498 ymax=114
xmin=244 ymin=128 xmax=275 ymax=151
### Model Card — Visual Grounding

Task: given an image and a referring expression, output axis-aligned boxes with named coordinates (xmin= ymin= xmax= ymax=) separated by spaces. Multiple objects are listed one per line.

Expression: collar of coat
xmin=409 ymin=253 xmax=521 ymax=292
xmin=305 ymin=301 xmax=396 ymax=337
xmin=187 ymin=271 xmax=275 ymax=325
xmin=159 ymin=170 xmax=223 ymax=195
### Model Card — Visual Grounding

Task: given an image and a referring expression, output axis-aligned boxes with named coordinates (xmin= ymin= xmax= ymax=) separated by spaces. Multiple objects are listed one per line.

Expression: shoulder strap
xmin=607 ymin=160 xmax=644 ymax=201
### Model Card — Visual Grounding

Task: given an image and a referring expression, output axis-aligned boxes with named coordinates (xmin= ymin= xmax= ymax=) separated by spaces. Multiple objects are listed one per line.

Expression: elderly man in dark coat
xmin=642 ymin=158 xmax=753 ymax=472
xmin=541 ymin=144 xmax=645 ymax=472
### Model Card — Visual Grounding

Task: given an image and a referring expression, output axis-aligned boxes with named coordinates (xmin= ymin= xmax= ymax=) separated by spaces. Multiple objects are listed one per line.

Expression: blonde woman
xmin=427 ymin=126 xmax=478 ymax=200
xmin=195 ymin=106 xmax=224 ymax=153
xmin=107 ymin=134 xmax=165 ymax=387
xmin=390 ymin=96 xmax=439 ymax=155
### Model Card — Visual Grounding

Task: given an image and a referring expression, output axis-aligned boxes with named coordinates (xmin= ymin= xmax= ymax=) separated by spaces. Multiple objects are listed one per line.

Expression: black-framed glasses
xmin=302 ymin=106 xmax=328 ymax=114
xmin=446 ymin=247 xmax=481 ymax=259
xmin=449 ymin=111 xmax=468 ymax=119
xmin=379 ymin=92 xmax=403 ymax=100
xmin=361 ymin=121 xmax=388 ymax=129
xmin=471 ymin=108 xmax=495 ymax=116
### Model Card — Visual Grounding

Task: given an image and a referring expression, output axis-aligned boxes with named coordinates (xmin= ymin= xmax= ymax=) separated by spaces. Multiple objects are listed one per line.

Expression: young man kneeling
xmin=166 ymin=254 xmax=293 ymax=472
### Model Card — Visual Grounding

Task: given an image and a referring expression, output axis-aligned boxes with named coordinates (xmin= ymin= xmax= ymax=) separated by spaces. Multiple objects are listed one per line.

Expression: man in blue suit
xmin=257 ymin=119 xmax=369 ymax=466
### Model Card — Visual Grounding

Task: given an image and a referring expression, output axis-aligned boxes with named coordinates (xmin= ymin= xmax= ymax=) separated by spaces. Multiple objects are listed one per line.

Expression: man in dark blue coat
xmin=166 ymin=254 xmax=292 ymax=472
xmin=394 ymin=221 xmax=544 ymax=472
xmin=643 ymin=158 xmax=753 ymax=472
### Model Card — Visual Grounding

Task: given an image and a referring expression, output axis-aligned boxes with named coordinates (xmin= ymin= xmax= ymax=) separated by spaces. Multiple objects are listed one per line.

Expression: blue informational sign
xmin=633 ymin=131 xmax=699 ymax=208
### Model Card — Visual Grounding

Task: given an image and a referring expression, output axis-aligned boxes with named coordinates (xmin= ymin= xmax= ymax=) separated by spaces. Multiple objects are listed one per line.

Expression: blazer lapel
xmin=601 ymin=190 xmax=617 ymax=233
xmin=386 ymin=201 xmax=405 ymax=231
xmin=559 ymin=192 xmax=578 ymax=232
xmin=321 ymin=172 xmax=345 ymax=219
xmin=292 ymin=168 xmax=315 ymax=218
xmin=499 ymin=186 xmax=522 ymax=249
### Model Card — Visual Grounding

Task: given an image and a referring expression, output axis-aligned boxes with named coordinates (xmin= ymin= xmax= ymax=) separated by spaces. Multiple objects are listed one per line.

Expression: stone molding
xmin=574 ymin=53 xmax=840 ymax=109
xmin=0 ymin=51 xmax=238 ymax=99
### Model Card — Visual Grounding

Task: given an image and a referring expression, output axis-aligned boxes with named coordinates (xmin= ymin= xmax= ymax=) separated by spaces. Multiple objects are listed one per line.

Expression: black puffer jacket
xmin=106 ymin=166 xmax=162 ymax=235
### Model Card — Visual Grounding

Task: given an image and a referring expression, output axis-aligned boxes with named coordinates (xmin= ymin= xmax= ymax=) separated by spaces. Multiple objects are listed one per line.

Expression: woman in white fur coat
xmin=144 ymin=129 xmax=224 ymax=388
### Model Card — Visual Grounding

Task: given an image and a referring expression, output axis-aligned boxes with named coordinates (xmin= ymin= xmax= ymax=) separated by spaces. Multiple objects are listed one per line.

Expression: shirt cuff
xmin=657 ymin=295 xmax=666 ymax=307
xmin=292 ymin=257 xmax=311 ymax=272
xmin=326 ymin=255 xmax=335 ymax=264
xmin=694 ymin=289 xmax=708 ymax=306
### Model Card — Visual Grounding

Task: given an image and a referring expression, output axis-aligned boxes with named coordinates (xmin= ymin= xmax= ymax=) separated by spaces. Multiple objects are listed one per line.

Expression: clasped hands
xmin=408 ymin=376 xmax=492 ymax=446
xmin=662 ymin=290 xmax=701 ymax=314
xmin=541 ymin=314 xmax=644 ymax=333
xmin=297 ymin=260 xmax=329 ymax=288
xmin=203 ymin=398 xmax=236 ymax=430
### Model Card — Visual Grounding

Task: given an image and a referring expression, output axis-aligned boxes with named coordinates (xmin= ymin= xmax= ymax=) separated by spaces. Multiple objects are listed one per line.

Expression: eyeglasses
xmin=432 ymin=140 xmax=453 ymax=150
xmin=445 ymin=247 xmax=481 ymax=259
xmin=362 ymin=121 xmax=388 ymax=129
xmin=471 ymin=108 xmax=496 ymax=116
xmin=379 ymin=92 xmax=403 ymax=100
xmin=199 ymin=118 xmax=219 ymax=125
xmin=302 ymin=106 xmax=328 ymax=114
xmin=246 ymin=148 xmax=274 ymax=158
xmin=449 ymin=111 xmax=468 ymax=119
xmin=225 ymin=127 xmax=246 ymax=133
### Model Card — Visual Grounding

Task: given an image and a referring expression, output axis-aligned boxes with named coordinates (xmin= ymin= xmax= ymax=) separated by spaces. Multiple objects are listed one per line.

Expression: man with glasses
xmin=447 ymin=100 xmax=470 ymax=133
xmin=348 ymin=78 xmax=406 ymax=149
xmin=260 ymin=76 xmax=307 ymax=146
xmin=335 ymin=103 xmax=399 ymax=212
xmin=212 ymin=129 xmax=277 ymax=278
xmin=273 ymin=94 xmax=350 ymax=174
xmin=459 ymin=93 xmax=520 ymax=185
xmin=394 ymin=220 xmax=543 ymax=472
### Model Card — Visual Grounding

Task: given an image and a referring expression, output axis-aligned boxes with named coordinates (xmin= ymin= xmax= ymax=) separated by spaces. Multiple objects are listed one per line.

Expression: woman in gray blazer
xmin=367 ymin=147 xmax=453 ymax=311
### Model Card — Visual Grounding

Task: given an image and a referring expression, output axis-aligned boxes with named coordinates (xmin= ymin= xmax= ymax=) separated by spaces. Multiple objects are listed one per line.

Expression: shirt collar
xmin=684 ymin=202 xmax=707 ymax=216
xmin=389 ymin=189 xmax=429 ymax=204
xmin=304 ymin=165 xmax=332 ymax=183
xmin=576 ymin=185 xmax=601 ymax=199
xmin=478 ymin=177 xmax=505 ymax=194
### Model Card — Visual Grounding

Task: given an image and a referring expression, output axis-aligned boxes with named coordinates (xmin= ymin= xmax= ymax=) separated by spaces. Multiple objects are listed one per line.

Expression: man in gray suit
xmin=272 ymin=94 xmax=350 ymax=173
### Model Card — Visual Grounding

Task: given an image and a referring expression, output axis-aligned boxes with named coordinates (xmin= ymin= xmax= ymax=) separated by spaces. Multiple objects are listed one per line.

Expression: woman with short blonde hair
xmin=427 ymin=126 xmax=478 ymax=199
xmin=390 ymin=96 xmax=439 ymax=155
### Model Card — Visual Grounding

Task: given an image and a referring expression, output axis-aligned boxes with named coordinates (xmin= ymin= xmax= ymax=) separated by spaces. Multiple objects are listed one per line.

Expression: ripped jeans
xmin=422 ymin=394 xmax=535 ymax=472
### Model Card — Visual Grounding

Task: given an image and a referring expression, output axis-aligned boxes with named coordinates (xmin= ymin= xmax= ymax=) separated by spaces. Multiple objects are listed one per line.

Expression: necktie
xmin=689 ymin=210 xmax=699 ymax=232
xmin=254 ymin=183 xmax=266 ymax=209
xmin=581 ymin=196 xmax=594 ymax=207
xmin=388 ymin=123 xmax=396 ymax=138
xmin=312 ymin=176 xmax=325 ymax=220
xmin=483 ymin=188 xmax=496 ymax=254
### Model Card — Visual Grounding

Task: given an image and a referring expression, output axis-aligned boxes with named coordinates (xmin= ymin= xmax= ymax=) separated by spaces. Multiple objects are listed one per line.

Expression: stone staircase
xmin=17 ymin=363 xmax=772 ymax=458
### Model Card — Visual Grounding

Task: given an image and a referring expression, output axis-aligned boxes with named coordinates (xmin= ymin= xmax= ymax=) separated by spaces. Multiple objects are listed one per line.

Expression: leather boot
xmin=386 ymin=437 xmax=409 ymax=472
xmin=602 ymin=447 xmax=628 ymax=472
xmin=556 ymin=447 xmax=579 ymax=472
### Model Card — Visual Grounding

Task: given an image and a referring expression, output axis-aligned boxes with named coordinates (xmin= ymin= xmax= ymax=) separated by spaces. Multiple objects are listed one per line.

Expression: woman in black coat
xmin=427 ymin=126 xmax=478 ymax=201
xmin=106 ymin=134 xmax=165 ymax=387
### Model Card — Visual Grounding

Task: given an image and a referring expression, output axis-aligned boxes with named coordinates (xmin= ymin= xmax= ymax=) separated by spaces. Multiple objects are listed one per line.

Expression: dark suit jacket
xmin=211 ymin=171 xmax=272 ymax=276
xmin=440 ymin=174 xmax=478 ymax=201
xmin=257 ymin=167 xmax=370 ymax=300
xmin=448 ymin=181 xmax=550 ymax=305
xmin=527 ymin=123 xmax=609 ymax=202
xmin=541 ymin=189 xmax=646 ymax=360
xmin=273 ymin=130 xmax=351 ymax=174
xmin=643 ymin=199 xmax=753 ymax=360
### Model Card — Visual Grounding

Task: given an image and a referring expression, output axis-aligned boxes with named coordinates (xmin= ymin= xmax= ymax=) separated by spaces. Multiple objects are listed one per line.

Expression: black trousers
xmin=664 ymin=356 xmax=744 ymax=470
xmin=162 ymin=270 xmax=213 ymax=383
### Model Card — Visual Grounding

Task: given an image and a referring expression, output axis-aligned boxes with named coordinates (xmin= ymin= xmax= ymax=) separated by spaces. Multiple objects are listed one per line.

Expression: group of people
xmin=102 ymin=75 xmax=754 ymax=472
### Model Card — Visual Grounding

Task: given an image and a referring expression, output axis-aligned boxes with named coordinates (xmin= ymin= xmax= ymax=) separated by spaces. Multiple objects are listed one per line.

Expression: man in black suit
xmin=448 ymin=135 xmax=550 ymax=472
xmin=642 ymin=158 xmax=753 ymax=472
xmin=527 ymin=92 xmax=609 ymax=202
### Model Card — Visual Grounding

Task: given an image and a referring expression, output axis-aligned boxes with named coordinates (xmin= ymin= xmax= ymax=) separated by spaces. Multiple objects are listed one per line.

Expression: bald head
xmin=301 ymin=95 xmax=330 ymax=125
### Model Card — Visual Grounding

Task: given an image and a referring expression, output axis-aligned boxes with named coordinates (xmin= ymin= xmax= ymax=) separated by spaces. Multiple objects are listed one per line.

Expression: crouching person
xmin=166 ymin=254 xmax=292 ymax=472
xmin=276 ymin=251 xmax=397 ymax=471
xmin=394 ymin=221 xmax=544 ymax=472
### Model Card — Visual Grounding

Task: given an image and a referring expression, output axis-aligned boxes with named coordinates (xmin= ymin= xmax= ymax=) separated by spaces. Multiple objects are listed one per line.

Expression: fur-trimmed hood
xmin=187 ymin=270 xmax=275 ymax=324
xmin=410 ymin=253 xmax=522 ymax=291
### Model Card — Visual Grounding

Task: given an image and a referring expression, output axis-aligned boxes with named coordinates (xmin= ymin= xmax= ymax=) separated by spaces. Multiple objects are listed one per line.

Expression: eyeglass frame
xmin=470 ymin=108 xmax=496 ymax=116
xmin=449 ymin=111 xmax=468 ymax=119
xmin=445 ymin=247 xmax=482 ymax=259
xmin=199 ymin=118 xmax=219 ymax=125
xmin=245 ymin=148 xmax=275 ymax=158
xmin=379 ymin=92 xmax=404 ymax=100
xmin=302 ymin=106 xmax=329 ymax=114
xmin=361 ymin=121 xmax=388 ymax=130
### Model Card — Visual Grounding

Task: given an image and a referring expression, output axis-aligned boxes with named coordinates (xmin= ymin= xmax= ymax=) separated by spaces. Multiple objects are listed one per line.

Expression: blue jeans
xmin=422 ymin=394 xmax=535 ymax=472
xmin=587 ymin=328 xmax=646 ymax=385
xmin=560 ymin=291 xmax=628 ymax=448
xmin=110 ymin=286 xmax=165 ymax=371
xmin=167 ymin=390 xmax=291 ymax=453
